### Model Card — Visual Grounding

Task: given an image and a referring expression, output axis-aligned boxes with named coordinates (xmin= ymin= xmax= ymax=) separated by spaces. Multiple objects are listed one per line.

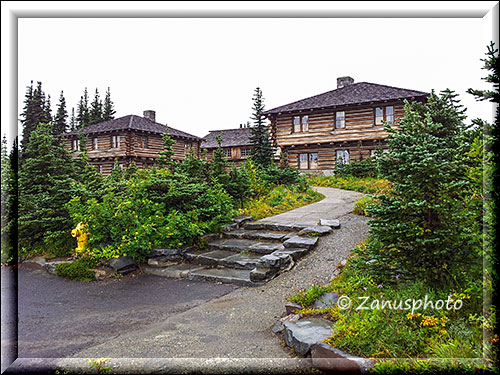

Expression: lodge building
xmin=263 ymin=76 xmax=429 ymax=174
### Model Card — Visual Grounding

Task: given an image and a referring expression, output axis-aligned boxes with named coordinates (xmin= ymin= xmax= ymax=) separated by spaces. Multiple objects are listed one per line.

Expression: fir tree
xmin=43 ymin=94 xmax=52 ymax=125
xmin=76 ymin=88 xmax=90 ymax=129
xmin=249 ymin=87 xmax=274 ymax=168
xmin=69 ymin=107 xmax=76 ymax=131
xmin=4 ymin=137 xmax=18 ymax=264
xmin=102 ymin=87 xmax=116 ymax=121
xmin=210 ymin=133 xmax=228 ymax=179
xmin=20 ymin=81 xmax=47 ymax=153
xmin=1 ymin=135 xmax=11 ymax=261
xmin=89 ymin=88 xmax=103 ymax=125
xmin=53 ymin=90 xmax=68 ymax=135
xmin=18 ymin=123 xmax=78 ymax=255
xmin=158 ymin=125 xmax=177 ymax=170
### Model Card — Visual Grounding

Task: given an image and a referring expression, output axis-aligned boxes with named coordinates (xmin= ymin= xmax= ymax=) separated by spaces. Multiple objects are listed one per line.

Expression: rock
xmin=233 ymin=215 xmax=252 ymax=227
xmin=272 ymin=313 xmax=302 ymax=334
xmin=147 ymin=257 xmax=178 ymax=268
xmin=109 ymin=256 xmax=137 ymax=274
xmin=145 ymin=248 xmax=181 ymax=259
xmin=320 ymin=219 xmax=341 ymax=229
xmin=249 ymin=267 xmax=277 ymax=282
xmin=283 ymin=236 xmax=318 ymax=250
xmin=285 ymin=302 xmax=302 ymax=314
xmin=283 ymin=318 xmax=335 ymax=356
xmin=311 ymin=342 xmax=374 ymax=373
xmin=22 ymin=256 xmax=46 ymax=270
xmin=44 ymin=260 xmax=72 ymax=275
xmin=298 ymin=225 xmax=332 ymax=236
xmin=90 ymin=268 xmax=107 ymax=281
xmin=257 ymin=253 xmax=291 ymax=269
xmin=272 ymin=248 xmax=309 ymax=261
xmin=314 ymin=292 xmax=339 ymax=309
xmin=221 ymin=223 xmax=238 ymax=232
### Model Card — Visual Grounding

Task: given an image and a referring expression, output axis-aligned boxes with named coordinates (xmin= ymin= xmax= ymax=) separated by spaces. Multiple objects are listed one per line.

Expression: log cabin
xmin=263 ymin=77 xmax=429 ymax=174
xmin=62 ymin=110 xmax=202 ymax=175
xmin=201 ymin=126 xmax=254 ymax=167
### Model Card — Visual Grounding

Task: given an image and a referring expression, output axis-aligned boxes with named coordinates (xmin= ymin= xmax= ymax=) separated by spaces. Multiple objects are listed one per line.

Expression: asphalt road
xmin=11 ymin=265 xmax=237 ymax=360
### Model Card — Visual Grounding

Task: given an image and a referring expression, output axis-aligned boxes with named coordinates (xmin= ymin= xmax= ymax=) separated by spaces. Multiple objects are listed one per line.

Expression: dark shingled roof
xmin=64 ymin=115 xmax=201 ymax=140
xmin=263 ymin=82 xmax=429 ymax=115
xmin=201 ymin=127 xmax=253 ymax=149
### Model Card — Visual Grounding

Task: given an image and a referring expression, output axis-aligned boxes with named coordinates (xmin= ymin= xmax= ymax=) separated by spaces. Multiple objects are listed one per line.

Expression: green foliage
xmin=286 ymin=284 xmax=332 ymax=307
xmin=361 ymin=92 xmax=482 ymax=287
xmin=249 ymin=87 xmax=275 ymax=168
xmin=308 ymin=175 xmax=392 ymax=195
xmin=18 ymin=123 xmax=78 ymax=257
xmin=353 ymin=195 xmax=377 ymax=216
xmin=335 ymin=156 xmax=379 ymax=178
xmin=76 ymin=87 xmax=90 ymax=129
xmin=102 ymin=87 xmax=116 ymax=121
xmin=158 ymin=125 xmax=177 ymax=170
xmin=53 ymin=90 xmax=68 ymax=135
xmin=56 ymin=256 xmax=97 ymax=282
xmin=89 ymin=88 xmax=103 ymax=126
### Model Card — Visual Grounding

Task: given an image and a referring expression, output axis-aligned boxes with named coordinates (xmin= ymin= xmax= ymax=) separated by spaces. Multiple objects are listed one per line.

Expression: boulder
xmin=298 ymin=225 xmax=332 ymax=236
xmin=311 ymin=342 xmax=374 ymax=373
xmin=283 ymin=236 xmax=318 ymax=250
xmin=109 ymin=256 xmax=137 ymax=274
xmin=145 ymin=248 xmax=181 ymax=259
xmin=221 ymin=223 xmax=238 ymax=232
xmin=285 ymin=302 xmax=302 ymax=314
xmin=233 ymin=215 xmax=253 ymax=227
xmin=272 ymin=313 xmax=302 ymax=334
xmin=283 ymin=318 xmax=334 ymax=356
xmin=257 ymin=253 xmax=292 ymax=269
xmin=314 ymin=292 xmax=339 ymax=309
xmin=319 ymin=219 xmax=341 ymax=229
xmin=147 ymin=257 xmax=178 ymax=268
xmin=249 ymin=267 xmax=277 ymax=282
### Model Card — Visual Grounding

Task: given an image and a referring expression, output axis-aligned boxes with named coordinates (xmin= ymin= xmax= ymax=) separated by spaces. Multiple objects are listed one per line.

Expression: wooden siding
xmin=63 ymin=130 xmax=201 ymax=176
xmin=273 ymin=102 xmax=405 ymax=147
xmin=203 ymin=146 xmax=252 ymax=166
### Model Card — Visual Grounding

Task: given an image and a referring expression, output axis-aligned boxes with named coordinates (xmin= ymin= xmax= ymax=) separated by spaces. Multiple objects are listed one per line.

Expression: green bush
xmin=335 ymin=156 xmax=379 ymax=178
xmin=56 ymin=256 xmax=97 ymax=282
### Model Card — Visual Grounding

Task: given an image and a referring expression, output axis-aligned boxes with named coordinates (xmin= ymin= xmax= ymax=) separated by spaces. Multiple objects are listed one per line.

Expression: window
xmin=96 ymin=164 xmax=103 ymax=174
xmin=241 ymin=147 xmax=252 ymax=157
xmin=293 ymin=115 xmax=309 ymax=132
xmin=92 ymin=137 xmax=98 ymax=150
xmin=375 ymin=106 xmax=394 ymax=125
xmin=184 ymin=142 xmax=192 ymax=150
xmin=139 ymin=135 xmax=148 ymax=148
xmin=335 ymin=111 xmax=345 ymax=129
xmin=375 ymin=107 xmax=384 ymax=125
xmin=336 ymin=150 xmax=350 ymax=165
xmin=111 ymin=135 xmax=121 ymax=148
xmin=298 ymin=152 xmax=319 ymax=170
xmin=72 ymin=139 xmax=80 ymax=151
xmin=223 ymin=148 xmax=232 ymax=158
xmin=118 ymin=163 xmax=124 ymax=171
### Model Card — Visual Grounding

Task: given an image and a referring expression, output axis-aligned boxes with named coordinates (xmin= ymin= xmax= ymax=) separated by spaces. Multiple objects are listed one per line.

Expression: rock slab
xmin=314 ymin=292 xmax=339 ymax=309
xmin=283 ymin=236 xmax=318 ymax=250
xmin=283 ymin=318 xmax=334 ymax=356
xmin=298 ymin=225 xmax=332 ymax=236
xmin=311 ymin=342 xmax=374 ymax=374
xmin=320 ymin=219 xmax=341 ymax=229
xmin=109 ymin=256 xmax=137 ymax=274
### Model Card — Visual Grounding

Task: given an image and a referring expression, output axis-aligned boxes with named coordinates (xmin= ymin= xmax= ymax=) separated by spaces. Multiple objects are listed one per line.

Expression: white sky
xmin=2 ymin=2 xmax=499 ymax=148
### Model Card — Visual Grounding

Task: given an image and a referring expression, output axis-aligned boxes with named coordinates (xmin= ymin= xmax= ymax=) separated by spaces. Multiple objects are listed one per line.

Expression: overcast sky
xmin=2 ymin=2 xmax=498 ymax=148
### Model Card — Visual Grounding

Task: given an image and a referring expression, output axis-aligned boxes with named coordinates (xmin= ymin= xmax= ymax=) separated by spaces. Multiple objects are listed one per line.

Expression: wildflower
xmin=377 ymin=284 xmax=383 ymax=288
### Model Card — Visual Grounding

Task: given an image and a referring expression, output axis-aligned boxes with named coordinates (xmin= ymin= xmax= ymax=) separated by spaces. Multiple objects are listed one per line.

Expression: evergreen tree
xmin=69 ymin=107 xmax=76 ymax=131
xmin=102 ymin=87 xmax=116 ymax=121
xmin=18 ymin=123 xmax=78 ymax=255
xmin=249 ymin=87 xmax=274 ymax=168
xmin=4 ymin=137 xmax=18 ymax=264
xmin=43 ymin=94 xmax=52 ymax=125
xmin=89 ymin=88 xmax=103 ymax=125
xmin=1 ymin=135 xmax=11 ymax=262
xmin=53 ymin=90 xmax=68 ymax=135
xmin=20 ymin=81 xmax=48 ymax=153
xmin=210 ymin=133 xmax=229 ymax=179
xmin=76 ymin=88 xmax=90 ymax=129
xmin=363 ymin=92 xmax=481 ymax=287
xmin=158 ymin=125 xmax=177 ymax=170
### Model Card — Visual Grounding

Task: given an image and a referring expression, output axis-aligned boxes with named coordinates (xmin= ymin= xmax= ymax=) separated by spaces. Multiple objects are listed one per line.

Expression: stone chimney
xmin=337 ymin=76 xmax=354 ymax=89
xmin=143 ymin=110 xmax=156 ymax=122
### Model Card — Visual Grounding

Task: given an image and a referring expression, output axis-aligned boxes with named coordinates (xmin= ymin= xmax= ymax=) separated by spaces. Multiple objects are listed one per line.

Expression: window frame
xmin=292 ymin=115 xmax=309 ymax=133
xmin=374 ymin=105 xmax=395 ymax=126
xmin=298 ymin=152 xmax=319 ymax=170
xmin=111 ymin=135 xmax=121 ymax=148
xmin=335 ymin=111 xmax=346 ymax=129
xmin=223 ymin=148 xmax=232 ymax=158
xmin=92 ymin=137 xmax=98 ymax=150
xmin=336 ymin=149 xmax=350 ymax=165
xmin=241 ymin=147 xmax=252 ymax=157
xmin=72 ymin=139 xmax=80 ymax=151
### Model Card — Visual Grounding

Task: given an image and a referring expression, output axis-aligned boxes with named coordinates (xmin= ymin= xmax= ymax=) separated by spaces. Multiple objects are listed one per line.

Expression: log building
xmin=263 ymin=77 xmax=429 ymax=174
xmin=63 ymin=110 xmax=201 ymax=175
xmin=201 ymin=126 xmax=254 ymax=167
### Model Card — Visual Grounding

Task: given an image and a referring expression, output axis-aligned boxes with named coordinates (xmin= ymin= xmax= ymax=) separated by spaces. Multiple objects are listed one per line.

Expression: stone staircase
xmin=142 ymin=216 xmax=339 ymax=286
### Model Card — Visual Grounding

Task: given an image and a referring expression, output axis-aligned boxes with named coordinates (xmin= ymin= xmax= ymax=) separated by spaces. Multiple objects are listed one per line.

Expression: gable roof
xmin=201 ymin=127 xmax=253 ymax=149
xmin=263 ymin=82 xmax=429 ymax=115
xmin=64 ymin=115 xmax=201 ymax=141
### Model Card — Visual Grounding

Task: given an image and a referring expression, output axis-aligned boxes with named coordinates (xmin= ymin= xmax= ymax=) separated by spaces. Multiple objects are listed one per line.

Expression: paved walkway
xmin=6 ymin=187 xmax=371 ymax=374
xmin=261 ymin=187 xmax=364 ymax=225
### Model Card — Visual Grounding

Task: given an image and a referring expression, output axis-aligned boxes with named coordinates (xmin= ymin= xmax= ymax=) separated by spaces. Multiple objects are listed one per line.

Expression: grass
xmin=307 ymin=175 xmax=392 ymax=195
xmin=285 ymin=249 xmax=495 ymax=373
xmin=239 ymin=185 xmax=324 ymax=220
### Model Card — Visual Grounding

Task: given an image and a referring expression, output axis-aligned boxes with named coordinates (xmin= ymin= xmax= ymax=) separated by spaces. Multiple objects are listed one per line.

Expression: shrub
xmin=56 ymin=256 xmax=97 ymax=282
xmin=335 ymin=156 xmax=379 ymax=178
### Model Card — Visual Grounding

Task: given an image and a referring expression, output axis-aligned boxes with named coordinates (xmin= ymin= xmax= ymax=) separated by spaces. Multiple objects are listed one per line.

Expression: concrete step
xmin=283 ymin=235 xmax=319 ymax=250
xmin=208 ymin=238 xmax=283 ymax=254
xmin=188 ymin=267 xmax=258 ymax=286
xmin=223 ymin=229 xmax=289 ymax=242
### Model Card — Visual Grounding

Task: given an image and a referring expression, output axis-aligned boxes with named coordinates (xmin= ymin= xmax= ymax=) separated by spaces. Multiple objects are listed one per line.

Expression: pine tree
xmin=1 ymin=135 xmax=11 ymax=262
xmin=102 ymin=87 xmax=116 ymax=121
xmin=53 ymin=90 xmax=68 ymax=135
xmin=20 ymin=81 xmax=48 ymax=152
xmin=89 ymin=88 xmax=103 ymax=125
xmin=18 ymin=123 xmax=78 ymax=255
xmin=158 ymin=125 xmax=177 ymax=170
xmin=363 ymin=92 xmax=481 ymax=286
xmin=4 ymin=137 xmax=18 ymax=264
xmin=249 ymin=87 xmax=274 ymax=168
xmin=76 ymin=88 xmax=90 ymax=129
xmin=43 ymin=94 xmax=52 ymax=125
xmin=69 ymin=107 xmax=76 ymax=131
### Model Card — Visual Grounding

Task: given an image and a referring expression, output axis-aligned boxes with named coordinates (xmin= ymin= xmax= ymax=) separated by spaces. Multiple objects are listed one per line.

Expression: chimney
xmin=143 ymin=110 xmax=156 ymax=122
xmin=337 ymin=76 xmax=354 ymax=89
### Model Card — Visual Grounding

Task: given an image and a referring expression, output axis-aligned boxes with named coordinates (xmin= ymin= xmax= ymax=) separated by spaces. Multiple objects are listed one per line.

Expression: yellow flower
xmin=178 ymin=242 xmax=182 ymax=246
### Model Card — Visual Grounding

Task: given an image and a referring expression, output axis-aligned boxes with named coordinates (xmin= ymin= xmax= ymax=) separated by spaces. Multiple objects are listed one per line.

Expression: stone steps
xmin=142 ymin=218 xmax=339 ymax=286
